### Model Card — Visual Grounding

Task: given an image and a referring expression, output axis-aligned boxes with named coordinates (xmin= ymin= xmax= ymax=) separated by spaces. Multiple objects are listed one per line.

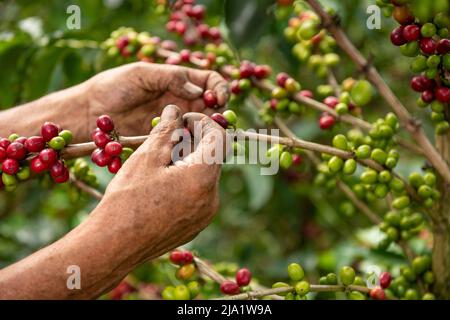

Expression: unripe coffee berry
xmin=174 ymin=285 xmax=191 ymax=300
xmin=96 ymin=115 xmax=115 ymax=133
xmin=41 ymin=122 xmax=59 ymax=142
xmin=151 ymin=117 xmax=161 ymax=128
xmin=343 ymin=159 xmax=357 ymax=175
xmin=332 ymin=134 xmax=348 ymax=150
xmin=59 ymin=130 xmax=73 ymax=145
xmin=339 ymin=266 xmax=355 ymax=286
xmin=176 ymin=263 xmax=196 ymax=280
xmin=295 ymin=281 xmax=310 ymax=296
xmin=24 ymin=136 xmax=45 ymax=153
xmin=236 ymin=268 xmax=252 ymax=286
xmin=280 ymin=151 xmax=293 ymax=169
xmin=16 ymin=166 xmax=30 ymax=181
xmin=222 ymin=110 xmax=237 ymax=126
xmin=220 ymin=281 xmax=240 ymax=295
xmin=287 ymin=263 xmax=305 ymax=281
xmin=48 ymin=136 xmax=66 ymax=151
xmin=203 ymin=90 xmax=218 ymax=108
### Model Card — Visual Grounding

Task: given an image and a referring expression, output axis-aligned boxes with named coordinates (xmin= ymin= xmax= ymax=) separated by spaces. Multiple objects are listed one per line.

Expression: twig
xmin=305 ymin=0 xmax=450 ymax=185
xmin=69 ymin=172 xmax=104 ymax=201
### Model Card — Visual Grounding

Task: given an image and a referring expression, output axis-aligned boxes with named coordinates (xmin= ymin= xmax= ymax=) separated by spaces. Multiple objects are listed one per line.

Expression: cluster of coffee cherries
xmin=387 ymin=255 xmax=435 ymax=300
xmin=266 ymin=144 xmax=304 ymax=170
xmin=219 ymin=268 xmax=252 ymax=296
xmin=226 ymin=61 xmax=272 ymax=100
xmin=386 ymin=1 xmax=450 ymax=134
xmin=165 ymin=0 xmax=221 ymax=47
xmin=282 ymin=5 xmax=339 ymax=79
xmin=0 ymin=123 xmax=73 ymax=191
xmin=91 ymin=115 xmax=133 ymax=174
xmin=161 ymin=250 xmax=199 ymax=300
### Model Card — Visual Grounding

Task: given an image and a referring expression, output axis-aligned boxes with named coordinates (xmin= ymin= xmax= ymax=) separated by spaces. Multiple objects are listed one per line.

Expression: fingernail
xmin=183 ymin=82 xmax=203 ymax=96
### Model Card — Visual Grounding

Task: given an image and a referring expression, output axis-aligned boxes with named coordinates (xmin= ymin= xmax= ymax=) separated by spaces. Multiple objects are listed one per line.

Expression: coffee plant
xmin=0 ymin=0 xmax=449 ymax=300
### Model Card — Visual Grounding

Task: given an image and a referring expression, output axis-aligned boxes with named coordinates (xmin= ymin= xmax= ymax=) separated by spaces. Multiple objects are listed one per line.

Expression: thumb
xmin=141 ymin=104 xmax=184 ymax=167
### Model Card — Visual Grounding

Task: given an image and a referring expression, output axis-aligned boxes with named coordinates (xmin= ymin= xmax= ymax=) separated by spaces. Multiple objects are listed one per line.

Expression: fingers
xmin=140 ymin=104 xmax=184 ymax=167
xmin=186 ymin=68 xmax=229 ymax=107
xmin=180 ymin=113 xmax=230 ymax=172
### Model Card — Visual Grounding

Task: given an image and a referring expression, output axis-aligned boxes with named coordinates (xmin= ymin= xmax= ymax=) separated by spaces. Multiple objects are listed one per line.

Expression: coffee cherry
xmin=230 ymin=80 xmax=241 ymax=95
xmin=421 ymin=90 xmax=434 ymax=103
xmin=210 ymin=113 xmax=228 ymax=129
xmin=24 ymin=136 xmax=45 ymax=153
xmin=355 ymin=145 xmax=371 ymax=159
xmin=161 ymin=286 xmax=175 ymax=300
xmin=351 ymin=80 xmax=373 ymax=106
xmin=41 ymin=122 xmax=60 ymax=142
xmin=238 ymin=78 xmax=251 ymax=91
xmin=0 ymin=147 xmax=6 ymax=162
xmin=236 ymin=268 xmax=252 ymax=286
xmin=169 ymin=250 xmax=185 ymax=265
xmin=323 ymin=96 xmax=339 ymax=109
xmin=59 ymin=130 xmax=73 ymax=145
xmin=48 ymin=136 xmax=66 ymax=151
xmin=2 ymin=173 xmax=17 ymax=187
xmin=287 ymin=263 xmax=305 ymax=281
xmin=220 ymin=281 xmax=240 ymax=295
xmin=437 ymin=39 xmax=450 ymax=54
xmin=276 ymin=72 xmax=289 ymax=87
xmin=6 ymin=142 xmax=27 ymax=160
xmin=393 ymin=5 xmax=414 ymax=25
xmin=176 ymin=263 xmax=196 ymax=280
xmin=173 ymin=285 xmax=190 ymax=300
xmin=292 ymin=154 xmax=303 ymax=166
xmin=335 ymin=103 xmax=349 ymax=115
xmin=52 ymin=166 xmax=69 ymax=183
xmin=379 ymin=271 xmax=392 ymax=289
xmin=392 ymin=195 xmax=410 ymax=210
xmin=420 ymin=23 xmax=436 ymax=38
xmin=187 ymin=281 xmax=200 ymax=299
xmin=91 ymin=148 xmax=112 ymax=167
xmin=343 ymin=159 xmax=357 ymax=175
xmin=239 ymin=63 xmax=254 ymax=78
xmin=412 ymin=255 xmax=431 ymax=275
xmin=284 ymin=78 xmax=301 ymax=93
xmin=422 ymin=293 xmax=435 ymax=300
xmin=93 ymin=131 xmax=112 ymax=148
xmin=222 ymin=110 xmax=237 ymax=126
xmin=108 ymin=157 xmax=122 ymax=174
xmin=105 ymin=141 xmax=123 ymax=157
xmin=390 ymin=26 xmax=407 ymax=46
xmin=182 ymin=251 xmax=194 ymax=264
xmin=30 ymin=156 xmax=48 ymax=173
xmin=2 ymin=158 xmax=19 ymax=175
xmin=348 ymin=291 xmax=366 ymax=300
xmin=50 ymin=160 xmax=66 ymax=178
xmin=371 ymin=148 xmax=387 ymax=165
xmin=298 ymin=19 xmax=320 ymax=40
xmin=435 ymin=87 xmax=450 ymax=103
xmin=151 ymin=117 xmax=161 ymax=128
xmin=39 ymin=148 xmax=58 ymax=165
xmin=295 ymin=281 xmax=310 ymax=296
xmin=0 ymin=138 xmax=10 ymax=149
xmin=253 ymin=65 xmax=271 ymax=79
xmin=96 ymin=115 xmax=115 ymax=133
xmin=339 ymin=266 xmax=355 ymax=286
xmin=16 ymin=166 xmax=30 ymax=181
xmin=325 ymin=273 xmax=338 ymax=285
xmin=370 ymin=287 xmax=386 ymax=300
xmin=15 ymin=137 xmax=27 ymax=145
xmin=319 ymin=114 xmax=335 ymax=130
xmin=404 ymin=288 xmax=419 ymax=300
xmin=203 ymin=90 xmax=218 ymax=108
xmin=280 ymin=151 xmax=293 ymax=169
xmin=332 ymin=134 xmax=348 ymax=150
xmin=402 ymin=24 xmax=420 ymax=41
xmin=419 ymin=38 xmax=436 ymax=55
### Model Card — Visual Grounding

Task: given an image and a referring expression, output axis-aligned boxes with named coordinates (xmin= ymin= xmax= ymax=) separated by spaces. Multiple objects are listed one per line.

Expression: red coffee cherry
xmin=182 ymin=251 xmax=194 ymax=264
xmin=436 ymin=39 xmax=450 ymax=54
xmin=49 ymin=160 xmax=66 ymax=178
xmin=421 ymin=90 xmax=434 ymax=103
xmin=402 ymin=24 xmax=420 ymax=42
xmin=410 ymin=75 xmax=434 ymax=92
xmin=39 ymin=148 xmax=58 ymax=165
xmin=41 ymin=122 xmax=60 ymax=142
xmin=220 ymin=281 xmax=241 ymax=295
xmin=52 ymin=167 xmax=69 ymax=184
xmin=197 ymin=24 xmax=210 ymax=38
xmin=239 ymin=62 xmax=254 ymax=78
xmin=323 ymin=96 xmax=339 ymax=109
xmin=370 ymin=287 xmax=386 ymax=300
xmin=25 ymin=136 xmax=45 ymax=153
xmin=15 ymin=137 xmax=27 ymax=145
xmin=108 ymin=157 xmax=122 ymax=174
xmin=319 ymin=113 xmax=335 ymax=130
xmin=179 ymin=49 xmax=191 ymax=62
xmin=2 ymin=158 xmax=19 ymax=175
xmin=419 ymin=38 xmax=436 ymax=55
xmin=0 ymin=147 xmax=6 ymax=161
xmin=230 ymin=80 xmax=241 ymax=95
xmin=299 ymin=90 xmax=314 ymax=99
xmin=210 ymin=113 xmax=228 ymax=129
xmin=379 ymin=271 xmax=392 ymax=289
xmin=203 ymin=90 xmax=218 ymax=108
xmin=105 ymin=141 xmax=123 ymax=157
xmin=91 ymin=148 xmax=113 ymax=167
xmin=169 ymin=250 xmax=185 ymax=265
xmin=236 ymin=268 xmax=252 ymax=287
xmin=175 ymin=21 xmax=187 ymax=35
xmin=0 ymin=138 xmax=10 ymax=149
xmin=390 ymin=26 xmax=407 ymax=46
xmin=30 ymin=156 xmax=48 ymax=173
xmin=96 ymin=115 xmax=115 ymax=133
xmin=276 ymin=72 xmax=289 ymax=87
xmin=253 ymin=65 xmax=272 ymax=79
xmin=115 ymin=36 xmax=129 ymax=51
xmin=6 ymin=142 xmax=27 ymax=160
xmin=93 ymin=131 xmax=112 ymax=148
xmin=208 ymin=27 xmax=221 ymax=40
xmin=293 ymin=154 xmax=303 ymax=166
xmin=435 ymin=87 xmax=450 ymax=103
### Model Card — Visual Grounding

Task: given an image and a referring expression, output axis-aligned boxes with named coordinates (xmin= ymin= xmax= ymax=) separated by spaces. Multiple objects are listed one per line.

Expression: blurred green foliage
xmin=0 ymin=0 xmax=430 ymax=296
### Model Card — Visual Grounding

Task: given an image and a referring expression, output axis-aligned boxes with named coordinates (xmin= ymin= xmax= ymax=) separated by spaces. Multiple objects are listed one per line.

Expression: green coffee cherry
xmin=423 ymin=172 xmax=436 ymax=186
xmin=298 ymin=19 xmax=320 ymax=40
xmin=408 ymin=172 xmax=424 ymax=188
xmin=295 ymin=281 xmax=310 ymax=296
xmin=332 ymin=134 xmax=348 ymax=150
xmin=339 ymin=266 xmax=355 ymax=286
xmin=17 ymin=166 xmax=31 ymax=181
xmin=401 ymin=267 xmax=416 ymax=282
xmin=2 ymin=173 xmax=17 ymax=186
xmin=384 ymin=211 xmax=401 ymax=226
xmin=404 ymin=288 xmax=419 ymax=300
xmin=271 ymin=87 xmax=288 ymax=99
xmin=350 ymin=80 xmax=373 ymax=106
xmin=418 ymin=185 xmax=432 ymax=198
xmin=385 ymin=157 xmax=398 ymax=169
xmin=319 ymin=276 xmax=327 ymax=285
xmin=223 ymin=110 xmax=237 ymax=126
xmin=328 ymin=156 xmax=344 ymax=173
xmin=284 ymin=292 xmax=295 ymax=300
xmin=280 ymin=151 xmax=293 ymax=169
xmin=335 ymin=103 xmax=349 ymax=115
xmin=385 ymin=113 xmax=399 ymax=130
xmin=49 ymin=136 xmax=66 ymax=150
xmin=8 ymin=133 xmax=19 ymax=142
xmin=392 ymin=196 xmax=410 ymax=210
xmin=348 ymin=291 xmax=366 ymax=300
xmin=120 ymin=147 xmax=134 ymax=162
xmin=412 ymin=255 xmax=431 ymax=275
xmin=374 ymin=184 xmax=389 ymax=198
xmin=422 ymin=293 xmax=435 ymax=300
xmin=287 ymin=263 xmax=305 ymax=281
xmin=410 ymin=55 xmax=428 ymax=73
xmin=378 ymin=170 xmax=391 ymax=183
xmin=389 ymin=177 xmax=405 ymax=192
xmin=162 ymin=286 xmax=176 ymax=300
xmin=272 ymin=282 xmax=290 ymax=296
xmin=238 ymin=78 xmax=252 ymax=90
xmin=174 ymin=285 xmax=191 ymax=300
xmin=326 ymin=273 xmax=338 ymax=285
xmin=421 ymin=23 xmax=436 ymax=37
xmin=187 ymin=281 xmax=200 ymax=299
xmin=386 ymin=227 xmax=399 ymax=241
xmin=267 ymin=144 xmax=284 ymax=158
xmin=353 ymin=276 xmax=365 ymax=286
xmin=59 ymin=130 xmax=73 ymax=145
xmin=355 ymin=145 xmax=371 ymax=159
xmin=361 ymin=169 xmax=378 ymax=184
xmin=151 ymin=116 xmax=161 ymax=128
xmin=371 ymin=148 xmax=387 ymax=165
xmin=343 ymin=159 xmax=357 ymax=175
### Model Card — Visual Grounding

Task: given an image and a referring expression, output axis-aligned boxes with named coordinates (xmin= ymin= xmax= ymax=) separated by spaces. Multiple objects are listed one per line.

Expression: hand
xmin=90 ymin=104 xmax=225 ymax=264
xmin=85 ymin=62 xmax=229 ymax=138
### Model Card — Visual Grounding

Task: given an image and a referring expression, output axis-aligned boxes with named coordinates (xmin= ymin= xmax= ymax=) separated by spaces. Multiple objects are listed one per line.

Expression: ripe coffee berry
xmin=253 ymin=65 xmax=271 ymax=79
xmin=52 ymin=167 xmax=69 ymax=183
xmin=41 ymin=122 xmax=60 ymax=142
xmin=0 ymin=147 xmax=6 ymax=161
xmin=203 ymin=90 xmax=218 ymax=108
xmin=369 ymin=287 xmax=386 ymax=300
xmin=2 ymin=159 xmax=19 ymax=175
xmin=25 ymin=136 xmax=45 ymax=153
xmin=169 ymin=250 xmax=193 ymax=265
xmin=15 ymin=137 xmax=27 ymax=145
xmin=402 ymin=24 xmax=420 ymax=42
xmin=210 ymin=113 xmax=228 ymax=129
xmin=323 ymin=96 xmax=339 ymax=109
xmin=319 ymin=114 xmax=335 ymax=130
xmin=6 ymin=142 xmax=27 ymax=160
xmin=419 ymin=38 xmax=436 ymax=55
xmin=276 ymin=72 xmax=289 ymax=87
xmin=0 ymin=138 xmax=10 ymax=149
xmin=96 ymin=115 xmax=115 ymax=133
xmin=91 ymin=149 xmax=112 ymax=167
xmin=435 ymin=87 xmax=450 ymax=103
xmin=239 ymin=62 xmax=254 ymax=78
xmin=390 ymin=26 xmax=407 ymax=46
xmin=236 ymin=268 xmax=252 ymax=286
xmin=30 ymin=156 xmax=48 ymax=173
xmin=39 ymin=148 xmax=58 ymax=165
xmin=421 ymin=90 xmax=434 ymax=103
xmin=108 ymin=157 xmax=122 ymax=174
xmin=436 ymin=39 xmax=450 ymax=55
xmin=50 ymin=160 xmax=65 ymax=178
xmin=93 ymin=131 xmax=112 ymax=148
xmin=105 ymin=141 xmax=123 ymax=156
xmin=379 ymin=272 xmax=392 ymax=289
xmin=220 ymin=281 xmax=240 ymax=295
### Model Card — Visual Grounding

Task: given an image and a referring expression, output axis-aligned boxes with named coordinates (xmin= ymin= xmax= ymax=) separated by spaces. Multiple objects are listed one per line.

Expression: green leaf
xmin=241 ymin=165 xmax=273 ymax=211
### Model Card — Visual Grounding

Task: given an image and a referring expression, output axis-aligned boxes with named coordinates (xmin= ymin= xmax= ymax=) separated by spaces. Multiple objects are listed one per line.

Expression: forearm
xmin=0 ymin=83 xmax=89 ymax=143
xmin=0 ymin=201 xmax=145 ymax=300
